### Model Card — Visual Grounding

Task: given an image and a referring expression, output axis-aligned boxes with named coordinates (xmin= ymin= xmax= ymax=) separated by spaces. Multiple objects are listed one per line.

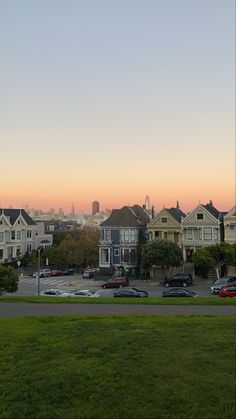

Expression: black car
xmin=164 ymin=273 xmax=192 ymax=288
xmin=63 ymin=268 xmax=74 ymax=276
xmin=113 ymin=288 xmax=148 ymax=298
xmin=162 ymin=288 xmax=198 ymax=298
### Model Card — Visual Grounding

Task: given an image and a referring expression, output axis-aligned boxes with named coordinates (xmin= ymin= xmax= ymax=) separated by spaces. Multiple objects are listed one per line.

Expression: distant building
xmin=92 ymin=201 xmax=100 ymax=216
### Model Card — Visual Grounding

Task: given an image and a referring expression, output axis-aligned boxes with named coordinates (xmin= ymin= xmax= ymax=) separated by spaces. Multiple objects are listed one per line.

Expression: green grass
xmin=0 ymin=315 xmax=235 ymax=419
xmin=0 ymin=295 xmax=236 ymax=304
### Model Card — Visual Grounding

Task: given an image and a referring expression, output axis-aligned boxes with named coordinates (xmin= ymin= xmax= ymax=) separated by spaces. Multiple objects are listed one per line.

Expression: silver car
xmin=211 ymin=277 xmax=236 ymax=294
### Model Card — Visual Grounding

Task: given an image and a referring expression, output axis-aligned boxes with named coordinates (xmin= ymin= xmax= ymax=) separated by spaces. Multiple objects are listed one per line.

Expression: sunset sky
xmin=0 ymin=0 xmax=235 ymax=213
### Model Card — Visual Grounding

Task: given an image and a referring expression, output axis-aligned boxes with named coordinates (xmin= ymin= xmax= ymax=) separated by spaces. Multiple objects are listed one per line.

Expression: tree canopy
xmin=192 ymin=243 xmax=236 ymax=279
xmin=141 ymin=239 xmax=183 ymax=278
xmin=0 ymin=265 xmax=18 ymax=295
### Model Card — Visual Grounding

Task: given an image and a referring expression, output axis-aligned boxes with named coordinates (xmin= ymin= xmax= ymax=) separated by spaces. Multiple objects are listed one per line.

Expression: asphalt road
xmin=0 ymin=303 xmax=235 ymax=317
xmin=15 ymin=274 xmax=218 ymax=298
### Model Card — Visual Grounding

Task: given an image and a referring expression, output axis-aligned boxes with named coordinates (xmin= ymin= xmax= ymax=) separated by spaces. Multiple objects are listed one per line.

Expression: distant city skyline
xmin=0 ymin=1 xmax=235 ymax=212
xmin=0 ymin=196 xmax=234 ymax=215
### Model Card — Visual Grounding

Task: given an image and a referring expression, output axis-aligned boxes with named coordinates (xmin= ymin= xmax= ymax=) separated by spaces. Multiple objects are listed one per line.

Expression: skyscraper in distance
xmin=92 ymin=201 xmax=100 ymax=215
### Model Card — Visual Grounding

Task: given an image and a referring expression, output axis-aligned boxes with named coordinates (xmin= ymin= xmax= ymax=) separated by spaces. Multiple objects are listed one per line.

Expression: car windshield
xmin=214 ymin=278 xmax=228 ymax=284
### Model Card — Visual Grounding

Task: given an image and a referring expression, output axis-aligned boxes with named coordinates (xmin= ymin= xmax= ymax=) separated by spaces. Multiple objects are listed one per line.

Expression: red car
xmin=101 ymin=277 xmax=129 ymax=289
xmin=219 ymin=285 xmax=236 ymax=298
xmin=50 ymin=270 xmax=64 ymax=277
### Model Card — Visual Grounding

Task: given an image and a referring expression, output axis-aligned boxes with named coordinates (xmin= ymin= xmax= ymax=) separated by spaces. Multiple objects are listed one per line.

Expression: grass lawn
xmin=0 ymin=295 xmax=236 ymax=304
xmin=0 ymin=315 xmax=235 ymax=419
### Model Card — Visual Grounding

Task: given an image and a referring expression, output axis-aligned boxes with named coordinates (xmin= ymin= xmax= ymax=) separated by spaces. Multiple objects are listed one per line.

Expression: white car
xmin=33 ymin=269 xmax=51 ymax=278
xmin=41 ymin=289 xmax=71 ymax=297
xmin=70 ymin=289 xmax=99 ymax=297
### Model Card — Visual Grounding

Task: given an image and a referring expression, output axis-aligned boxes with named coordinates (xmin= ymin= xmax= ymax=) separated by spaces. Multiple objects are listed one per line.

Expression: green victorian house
xmin=148 ymin=203 xmax=186 ymax=246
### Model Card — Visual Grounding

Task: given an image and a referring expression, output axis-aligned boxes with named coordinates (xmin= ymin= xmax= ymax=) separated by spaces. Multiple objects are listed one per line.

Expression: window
xmin=27 ymin=230 xmax=32 ymax=238
xmin=197 ymin=213 xmax=204 ymax=220
xmin=120 ymin=229 xmax=129 ymax=242
xmin=155 ymin=231 xmax=160 ymax=238
xmin=229 ymin=224 xmax=235 ymax=232
xmin=100 ymin=248 xmax=109 ymax=263
xmin=204 ymin=227 xmax=212 ymax=240
xmin=214 ymin=228 xmax=218 ymax=240
xmin=164 ymin=232 xmax=167 ymax=239
xmin=187 ymin=229 xmax=193 ymax=240
xmin=199 ymin=229 xmax=202 ymax=240
xmin=27 ymin=244 xmax=32 ymax=252
xmin=0 ymin=249 xmax=3 ymax=259
xmin=114 ymin=249 xmax=120 ymax=257
xmin=0 ymin=220 xmax=2 ymax=225
xmin=161 ymin=217 xmax=167 ymax=223
xmin=174 ymin=232 xmax=179 ymax=243
xmin=130 ymin=229 xmax=137 ymax=242
xmin=0 ymin=232 xmax=3 ymax=242
xmin=11 ymin=231 xmax=15 ymax=240
xmin=130 ymin=248 xmax=137 ymax=263
xmin=17 ymin=231 xmax=21 ymax=240
xmin=16 ymin=246 xmax=21 ymax=256
xmin=17 ymin=219 xmax=21 ymax=224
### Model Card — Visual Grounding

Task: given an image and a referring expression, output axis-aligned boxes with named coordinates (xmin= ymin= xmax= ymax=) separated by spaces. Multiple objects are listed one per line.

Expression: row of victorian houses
xmin=99 ymin=202 xmax=236 ymax=276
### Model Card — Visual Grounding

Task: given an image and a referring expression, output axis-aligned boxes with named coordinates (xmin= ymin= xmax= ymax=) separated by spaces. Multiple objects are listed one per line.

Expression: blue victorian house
xmin=99 ymin=205 xmax=151 ymax=276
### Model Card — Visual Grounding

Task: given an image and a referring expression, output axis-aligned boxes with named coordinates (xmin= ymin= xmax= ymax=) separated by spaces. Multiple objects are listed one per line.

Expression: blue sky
xmin=0 ymin=0 xmax=235 ymax=212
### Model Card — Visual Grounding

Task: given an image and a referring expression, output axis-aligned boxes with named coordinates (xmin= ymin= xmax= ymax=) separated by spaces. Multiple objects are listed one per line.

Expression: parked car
xmin=113 ymin=288 xmax=148 ymax=298
xmin=219 ymin=285 xmax=236 ymax=298
xmin=162 ymin=288 xmax=198 ymax=298
xmin=33 ymin=269 xmax=51 ymax=278
xmin=50 ymin=270 xmax=64 ymax=277
xmin=63 ymin=268 xmax=74 ymax=276
xmin=70 ymin=289 xmax=97 ymax=297
xmin=82 ymin=270 xmax=95 ymax=279
xmin=211 ymin=276 xmax=236 ymax=294
xmin=41 ymin=289 xmax=71 ymax=297
xmin=164 ymin=273 xmax=192 ymax=288
xmin=101 ymin=277 xmax=129 ymax=289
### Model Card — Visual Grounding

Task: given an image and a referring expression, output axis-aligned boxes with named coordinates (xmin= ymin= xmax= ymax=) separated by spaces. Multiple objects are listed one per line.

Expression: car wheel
xmin=165 ymin=282 xmax=170 ymax=287
xmin=102 ymin=285 xmax=106 ymax=289
xmin=119 ymin=284 xmax=123 ymax=288
xmin=183 ymin=282 xmax=187 ymax=287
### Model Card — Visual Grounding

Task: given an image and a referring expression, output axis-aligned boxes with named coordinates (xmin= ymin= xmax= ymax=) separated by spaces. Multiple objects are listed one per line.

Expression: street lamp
xmin=17 ymin=260 xmax=21 ymax=278
xmin=37 ymin=247 xmax=43 ymax=296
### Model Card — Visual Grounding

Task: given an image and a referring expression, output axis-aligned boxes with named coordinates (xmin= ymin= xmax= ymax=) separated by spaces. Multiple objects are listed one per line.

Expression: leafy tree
xmin=0 ymin=265 xmax=18 ymax=295
xmin=58 ymin=226 xmax=100 ymax=268
xmin=193 ymin=243 xmax=235 ymax=279
xmin=20 ymin=250 xmax=38 ymax=267
xmin=140 ymin=239 xmax=183 ymax=279
xmin=192 ymin=248 xmax=211 ymax=278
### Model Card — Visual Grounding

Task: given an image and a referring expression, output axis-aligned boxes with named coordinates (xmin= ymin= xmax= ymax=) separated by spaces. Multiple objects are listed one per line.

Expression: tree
xmin=192 ymin=243 xmax=235 ymax=279
xmin=140 ymin=239 xmax=183 ymax=279
xmin=0 ymin=265 xmax=18 ymax=295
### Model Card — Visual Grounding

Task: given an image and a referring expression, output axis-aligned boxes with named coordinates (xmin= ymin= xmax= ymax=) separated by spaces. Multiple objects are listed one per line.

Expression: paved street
xmin=0 ymin=302 xmax=235 ymax=318
xmin=14 ymin=274 xmax=219 ymax=298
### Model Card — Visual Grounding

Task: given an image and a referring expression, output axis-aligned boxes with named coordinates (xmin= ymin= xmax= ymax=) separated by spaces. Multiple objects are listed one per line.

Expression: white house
xmin=182 ymin=203 xmax=221 ymax=261
xmin=223 ymin=205 xmax=236 ymax=244
xmin=0 ymin=208 xmax=53 ymax=263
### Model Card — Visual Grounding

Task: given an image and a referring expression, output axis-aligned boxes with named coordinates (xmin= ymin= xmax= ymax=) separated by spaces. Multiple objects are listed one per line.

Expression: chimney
xmin=151 ymin=206 xmax=155 ymax=219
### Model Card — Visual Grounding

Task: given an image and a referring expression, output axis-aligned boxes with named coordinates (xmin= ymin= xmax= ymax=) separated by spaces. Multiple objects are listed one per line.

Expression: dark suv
xmin=164 ymin=273 xmax=192 ymax=288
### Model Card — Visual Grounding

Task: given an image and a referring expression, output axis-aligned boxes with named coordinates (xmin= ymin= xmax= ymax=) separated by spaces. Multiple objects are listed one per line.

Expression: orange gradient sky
xmin=0 ymin=1 xmax=235 ymax=214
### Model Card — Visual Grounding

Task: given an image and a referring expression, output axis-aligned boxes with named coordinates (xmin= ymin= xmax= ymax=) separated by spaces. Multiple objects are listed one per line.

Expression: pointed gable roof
xmin=100 ymin=205 xmax=150 ymax=227
xmin=203 ymin=203 xmax=220 ymax=220
xmin=166 ymin=207 xmax=186 ymax=223
xmin=0 ymin=209 xmax=36 ymax=226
